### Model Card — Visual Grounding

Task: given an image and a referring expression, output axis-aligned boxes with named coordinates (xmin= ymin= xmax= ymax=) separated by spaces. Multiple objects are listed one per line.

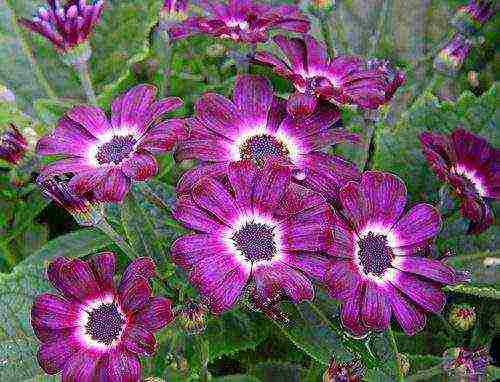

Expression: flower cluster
xmin=23 ymin=0 xmax=494 ymax=380
xmin=31 ymin=253 xmax=173 ymax=380
xmin=442 ymin=347 xmax=491 ymax=380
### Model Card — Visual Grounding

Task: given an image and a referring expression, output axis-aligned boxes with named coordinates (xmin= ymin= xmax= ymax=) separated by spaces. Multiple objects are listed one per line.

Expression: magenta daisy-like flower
xmin=433 ymin=34 xmax=473 ymax=76
xmin=324 ymin=171 xmax=462 ymax=336
xmin=31 ymin=252 xmax=173 ymax=380
xmin=169 ymin=0 xmax=310 ymax=43
xmin=0 ymin=124 xmax=28 ymax=165
xmin=452 ymin=1 xmax=496 ymax=35
xmin=36 ymin=84 xmax=185 ymax=202
xmin=254 ymin=35 xmax=405 ymax=115
xmin=171 ymin=160 xmax=335 ymax=313
xmin=19 ymin=0 xmax=104 ymax=53
xmin=175 ymin=75 xmax=361 ymax=202
xmin=419 ymin=129 xmax=499 ymax=234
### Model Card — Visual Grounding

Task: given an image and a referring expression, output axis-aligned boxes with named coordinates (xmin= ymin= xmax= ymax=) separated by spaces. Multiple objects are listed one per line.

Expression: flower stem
xmin=198 ymin=337 xmax=210 ymax=382
xmin=159 ymin=30 xmax=174 ymax=97
xmin=363 ymin=113 xmax=378 ymax=172
xmin=95 ymin=218 xmax=138 ymax=259
xmin=0 ymin=240 xmax=16 ymax=270
xmin=319 ymin=17 xmax=335 ymax=58
xmin=387 ymin=326 xmax=404 ymax=382
xmin=74 ymin=60 xmax=98 ymax=106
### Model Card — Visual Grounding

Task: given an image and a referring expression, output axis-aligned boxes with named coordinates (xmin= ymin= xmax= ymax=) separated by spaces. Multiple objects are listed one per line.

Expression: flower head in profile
xmin=323 ymin=356 xmax=364 ymax=382
xmin=169 ymin=0 xmax=310 ymax=43
xmin=452 ymin=1 xmax=496 ymax=35
xmin=36 ymin=84 xmax=185 ymax=202
xmin=0 ymin=124 xmax=28 ymax=165
xmin=442 ymin=347 xmax=491 ymax=380
xmin=419 ymin=129 xmax=499 ymax=234
xmin=37 ymin=177 xmax=103 ymax=226
xmin=175 ymin=75 xmax=361 ymax=202
xmin=433 ymin=34 xmax=473 ymax=76
xmin=324 ymin=171 xmax=464 ymax=336
xmin=31 ymin=253 xmax=173 ymax=380
xmin=171 ymin=160 xmax=336 ymax=313
xmin=254 ymin=35 xmax=405 ymax=115
xmin=19 ymin=0 xmax=105 ymax=53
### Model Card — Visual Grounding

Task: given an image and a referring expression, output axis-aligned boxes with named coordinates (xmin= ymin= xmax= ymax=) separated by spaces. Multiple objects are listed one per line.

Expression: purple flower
xmin=37 ymin=178 xmax=103 ymax=226
xmin=419 ymin=129 xmax=499 ymax=234
xmin=171 ymin=160 xmax=336 ymax=314
xmin=18 ymin=0 xmax=105 ymax=53
xmin=0 ymin=124 xmax=28 ymax=164
xmin=31 ymin=253 xmax=174 ymax=380
xmin=452 ymin=1 xmax=496 ymax=35
xmin=323 ymin=356 xmax=364 ymax=382
xmin=442 ymin=347 xmax=491 ymax=381
xmin=433 ymin=34 xmax=473 ymax=76
xmin=254 ymin=35 xmax=405 ymax=115
xmin=160 ymin=0 xmax=189 ymax=28
xmin=324 ymin=171 xmax=463 ymax=336
xmin=169 ymin=0 xmax=310 ymax=43
xmin=36 ymin=84 xmax=185 ymax=202
xmin=175 ymin=75 xmax=361 ymax=202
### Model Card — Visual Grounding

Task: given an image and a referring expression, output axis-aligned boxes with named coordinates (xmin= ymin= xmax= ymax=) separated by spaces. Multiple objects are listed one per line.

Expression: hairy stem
xmin=319 ymin=17 xmax=335 ymax=58
xmin=74 ymin=61 xmax=98 ymax=106
xmin=159 ymin=30 xmax=174 ymax=97
xmin=387 ymin=326 xmax=404 ymax=382
xmin=96 ymin=218 xmax=138 ymax=258
xmin=5 ymin=0 xmax=57 ymax=100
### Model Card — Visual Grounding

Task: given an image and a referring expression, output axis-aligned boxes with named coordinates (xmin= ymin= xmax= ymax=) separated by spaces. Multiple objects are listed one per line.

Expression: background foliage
xmin=0 ymin=0 xmax=498 ymax=381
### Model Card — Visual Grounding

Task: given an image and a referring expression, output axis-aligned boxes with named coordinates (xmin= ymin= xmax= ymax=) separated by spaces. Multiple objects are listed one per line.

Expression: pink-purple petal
xmin=233 ymin=75 xmax=273 ymax=128
xmin=118 ymin=276 xmax=152 ymax=314
xmin=251 ymin=161 xmax=291 ymax=214
xmin=139 ymin=119 xmax=187 ymax=154
xmin=87 ymin=252 xmax=116 ymax=292
xmin=111 ymin=84 xmax=157 ymax=131
xmin=195 ymin=93 xmax=242 ymax=140
xmin=93 ymin=168 xmax=131 ymax=202
xmin=207 ymin=267 xmax=249 ymax=313
xmin=340 ymin=284 xmax=368 ymax=337
xmin=105 ymin=348 xmax=141 ymax=382
xmin=177 ymin=162 xmax=229 ymax=194
xmin=171 ymin=233 xmax=228 ymax=269
xmin=65 ymin=105 xmax=112 ymax=138
xmin=391 ymin=203 xmax=442 ymax=246
xmin=123 ymin=325 xmax=156 ymax=356
xmin=192 ymin=177 xmax=239 ymax=226
xmin=385 ymin=282 xmax=427 ymax=336
xmin=361 ymin=281 xmax=390 ymax=331
xmin=324 ymin=260 xmax=361 ymax=301
xmin=61 ymin=351 xmax=100 ymax=382
xmin=228 ymin=160 xmax=258 ymax=213
xmin=172 ymin=194 xmax=226 ymax=233
xmin=37 ymin=335 xmax=80 ymax=375
xmin=393 ymin=256 xmax=456 ymax=284
xmin=132 ymin=296 xmax=174 ymax=331
xmin=31 ymin=293 xmax=79 ymax=330
xmin=121 ymin=151 xmax=159 ymax=181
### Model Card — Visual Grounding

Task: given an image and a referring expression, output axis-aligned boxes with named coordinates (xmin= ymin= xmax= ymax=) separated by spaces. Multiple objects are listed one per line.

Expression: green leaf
xmin=119 ymin=192 xmax=166 ymax=263
xmin=250 ymin=362 xmax=306 ymax=382
xmin=18 ymin=228 xmax=111 ymax=267
xmin=214 ymin=375 xmax=261 ymax=382
xmin=275 ymin=290 xmax=388 ymax=372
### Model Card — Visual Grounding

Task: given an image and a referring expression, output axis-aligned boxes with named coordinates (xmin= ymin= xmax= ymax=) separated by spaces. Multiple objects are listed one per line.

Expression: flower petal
xmin=66 ymin=105 xmax=112 ymax=138
xmin=233 ymin=75 xmax=273 ymax=128
xmin=37 ymin=335 xmax=80 ymax=375
xmin=68 ymin=168 xmax=108 ymax=195
xmin=171 ymin=233 xmax=228 ymax=269
xmin=206 ymin=266 xmax=249 ymax=313
xmin=282 ymin=252 xmax=330 ymax=282
xmin=57 ymin=259 xmax=103 ymax=302
xmin=174 ymin=138 xmax=232 ymax=162
xmin=273 ymin=35 xmax=307 ymax=73
xmin=361 ymin=281 xmax=390 ymax=331
xmin=31 ymin=293 xmax=79 ymax=330
xmin=103 ymin=348 xmax=141 ymax=382
xmin=326 ymin=212 xmax=357 ymax=259
xmin=93 ymin=168 xmax=131 ymax=202
xmin=119 ymin=257 xmax=156 ymax=294
xmin=228 ymin=160 xmax=257 ymax=213
xmin=88 ymin=252 xmax=116 ymax=292
xmin=123 ymin=325 xmax=156 ymax=356
xmin=393 ymin=256 xmax=456 ymax=284
xmin=251 ymin=160 xmax=291 ymax=214
xmin=192 ymin=177 xmax=238 ymax=226
xmin=118 ymin=276 xmax=152 ymax=313
xmin=385 ymin=282 xmax=426 ymax=336
xmin=121 ymin=151 xmax=158 ymax=181
xmin=391 ymin=204 xmax=441 ymax=247
xmin=324 ymin=259 xmax=361 ymax=301
xmin=61 ymin=351 xmax=100 ymax=382
xmin=340 ymin=283 xmax=368 ymax=337
xmin=138 ymin=119 xmax=187 ymax=154
xmin=286 ymin=92 xmax=317 ymax=118
xmin=133 ymin=297 xmax=174 ymax=331
xmin=177 ymin=162 xmax=229 ymax=194
xmin=111 ymin=84 xmax=157 ymax=132
xmin=139 ymin=97 xmax=184 ymax=134
xmin=389 ymin=270 xmax=446 ymax=313
xmin=38 ymin=158 xmax=96 ymax=182
xmin=172 ymin=194 xmax=226 ymax=233
xmin=195 ymin=93 xmax=242 ymax=140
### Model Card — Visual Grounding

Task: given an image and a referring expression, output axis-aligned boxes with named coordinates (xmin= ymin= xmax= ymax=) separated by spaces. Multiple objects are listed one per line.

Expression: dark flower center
xmin=85 ymin=303 xmax=125 ymax=345
xmin=95 ymin=135 xmax=136 ymax=165
xmin=239 ymin=134 xmax=289 ymax=167
xmin=232 ymin=222 xmax=277 ymax=263
xmin=357 ymin=232 xmax=394 ymax=277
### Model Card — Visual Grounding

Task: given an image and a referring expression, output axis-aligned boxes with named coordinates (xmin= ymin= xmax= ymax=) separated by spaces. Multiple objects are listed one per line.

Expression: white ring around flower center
xmin=452 ymin=165 xmax=487 ymax=197
xmin=226 ymin=20 xmax=249 ymax=30
xmin=87 ymin=127 xmax=139 ymax=167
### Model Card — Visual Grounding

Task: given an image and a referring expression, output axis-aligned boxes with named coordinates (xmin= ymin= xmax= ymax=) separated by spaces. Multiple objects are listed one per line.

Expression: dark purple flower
xmin=433 ymin=34 xmax=473 ymax=76
xmin=36 ymin=84 xmax=185 ymax=202
xmin=175 ymin=75 xmax=361 ymax=202
xmin=419 ymin=129 xmax=499 ymax=234
xmin=31 ymin=253 xmax=174 ymax=380
xmin=324 ymin=171 xmax=463 ymax=336
xmin=171 ymin=160 xmax=336 ymax=314
xmin=169 ymin=0 xmax=310 ymax=43
xmin=37 ymin=178 xmax=103 ymax=226
xmin=19 ymin=0 xmax=105 ymax=53
xmin=442 ymin=347 xmax=491 ymax=381
xmin=254 ymin=35 xmax=405 ymax=114
xmin=452 ymin=1 xmax=496 ymax=35
xmin=0 ymin=124 xmax=28 ymax=165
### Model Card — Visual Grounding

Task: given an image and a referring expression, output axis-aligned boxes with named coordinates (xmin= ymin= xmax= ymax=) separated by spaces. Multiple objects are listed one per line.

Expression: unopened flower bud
xmin=179 ymin=300 xmax=207 ymax=335
xmin=308 ymin=0 xmax=335 ymax=19
xmin=449 ymin=304 xmax=476 ymax=331
xmin=434 ymin=34 xmax=472 ymax=76
xmin=0 ymin=124 xmax=28 ymax=165
xmin=396 ymin=353 xmax=410 ymax=376
xmin=160 ymin=0 xmax=188 ymax=29
xmin=206 ymin=43 xmax=227 ymax=58
xmin=451 ymin=1 xmax=496 ymax=36
xmin=323 ymin=356 xmax=364 ymax=382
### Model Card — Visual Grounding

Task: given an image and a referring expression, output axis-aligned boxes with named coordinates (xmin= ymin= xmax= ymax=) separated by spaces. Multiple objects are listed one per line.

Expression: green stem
xmin=74 ymin=60 xmax=97 ymax=106
xmin=369 ymin=0 xmax=392 ymax=56
xmin=319 ymin=17 xmax=335 ymax=58
xmin=159 ymin=30 xmax=174 ymax=97
xmin=331 ymin=11 xmax=350 ymax=54
xmin=0 ymin=240 xmax=16 ymax=270
xmin=387 ymin=326 xmax=404 ymax=382
xmin=5 ymin=1 xmax=57 ymax=100
xmin=406 ymin=365 xmax=443 ymax=382
xmin=363 ymin=114 xmax=378 ymax=172
xmin=198 ymin=337 xmax=210 ymax=382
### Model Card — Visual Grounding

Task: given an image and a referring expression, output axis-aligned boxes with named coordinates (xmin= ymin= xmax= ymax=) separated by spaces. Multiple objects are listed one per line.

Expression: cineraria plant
xmin=0 ymin=0 xmax=498 ymax=381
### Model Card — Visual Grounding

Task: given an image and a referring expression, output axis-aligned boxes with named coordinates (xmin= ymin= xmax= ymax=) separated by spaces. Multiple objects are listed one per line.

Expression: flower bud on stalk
xmin=0 ymin=124 xmax=28 ymax=165
xmin=323 ymin=356 xmax=364 ymax=382
xmin=433 ymin=34 xmax=473 ymax=76
xmin=449 ymin=304 xmax=476 ymax=331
